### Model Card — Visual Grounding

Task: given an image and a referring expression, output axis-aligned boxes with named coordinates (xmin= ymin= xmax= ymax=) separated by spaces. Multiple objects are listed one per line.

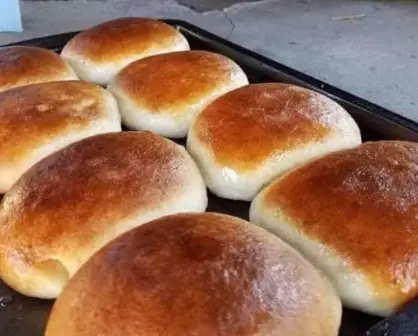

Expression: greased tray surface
xmin=1 ymin=19 xmax=417 ymax=336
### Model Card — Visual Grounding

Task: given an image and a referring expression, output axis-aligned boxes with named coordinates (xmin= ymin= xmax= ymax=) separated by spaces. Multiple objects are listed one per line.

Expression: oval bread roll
xmin=61 ymin=18 xmax=190 ymax=85
xmin=108 ymin=50 xmax=248 ymax=138
xmin=0 ymin=132 xmax=207 ymax=299
xmin=0 ymin=80 xmax=121 ymax=193
xmin=250 ymin=141 xmax=418 ymax=316
xmin=0 ymin=46 xmax=77 ymax=92
xmin=187 ymin=83 xmax=361 ymax=201
xmin=45 ymin=213 xmax=342 ymax=336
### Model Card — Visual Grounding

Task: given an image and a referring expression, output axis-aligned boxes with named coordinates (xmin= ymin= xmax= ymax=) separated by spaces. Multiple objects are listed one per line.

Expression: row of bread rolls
xmin=0 ymin=17 xmax=342 ymax=336
xmin=0 ymin=16 xmax=414 ymax=336
xmin=0 ymin=18 xmax=212 ymax=298
xmin=0 ymin=18 xmax=189 ymax=93
xmin=60 ymin=19 xmax=362 ymax=202
xmin=190 ymin=79 xmax=418 ymax=316
xmin=0 ymin=18 xmax=249 ymax=193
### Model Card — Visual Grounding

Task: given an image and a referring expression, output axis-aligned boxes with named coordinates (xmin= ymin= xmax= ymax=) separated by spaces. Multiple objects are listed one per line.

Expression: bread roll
xmin=61 ymin=18 xmax=190 ymax=85
xmin=0 ymin=132 xmax=207 ymax=299
xmin=250 ymin=141 xmax=418 ymax=316
xmin=0 ymin=46 xmax=77 ymax=92
xmin=187 ymin=83 xmax=361 ymax=201
xmin=45 ymin=212 xmax=341 ymax=336
xmin=0 ymin=80 xmax=121 ymax=193
xmin=108 ymin=50 xmax=248 ymax=138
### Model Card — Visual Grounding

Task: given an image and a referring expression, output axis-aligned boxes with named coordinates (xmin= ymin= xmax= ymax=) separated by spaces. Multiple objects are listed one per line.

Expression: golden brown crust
xmin=62 ymin=18 xmax=186 ymax=63
xmin=0 ymin=81 xmax=114 ymax=163
xmin=264 ymin=140 xmax=418 ymax=306
xmin=112 ymin=50 xmax=243 ymax=114
xmin=0 ymin=46 xmax=75 ymax=91
xmin=192 ymin=83 xmax=349 ymax=171
xmin=0 ymin=132 xmax=195 ymax=277
xmin=45 ymin=213 xmax=341 ymax=336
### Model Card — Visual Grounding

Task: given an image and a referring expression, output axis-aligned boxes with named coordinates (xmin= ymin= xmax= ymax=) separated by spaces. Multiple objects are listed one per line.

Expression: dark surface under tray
xmin=1 ymin=19 xmax=418 ymax=336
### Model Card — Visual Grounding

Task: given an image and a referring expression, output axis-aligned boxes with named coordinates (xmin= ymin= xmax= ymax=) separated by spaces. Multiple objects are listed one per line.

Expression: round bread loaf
xmin=250 ymin=141 xmax=418 ymax=316
xmin=0 ymin=46 xmax=77 ymax=92
xmin=61 ymin=18 xmax=190 ymax=85
xmin=108 ymin=50 xmax=248 ymax=138
xmin=187 ymin=83 xmax=361 ymax=201
xmin=45 ymin=212 xmax=342 ymax=336
xmin=0 ymin=132 xmax=207 ymax=299
xmin=0 ymin=80 xmax=121 ymax=193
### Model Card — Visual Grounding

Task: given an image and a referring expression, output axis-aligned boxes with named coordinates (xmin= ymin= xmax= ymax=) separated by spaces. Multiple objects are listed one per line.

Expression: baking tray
xmin=1 ymin=19 xmax=418 ymax=336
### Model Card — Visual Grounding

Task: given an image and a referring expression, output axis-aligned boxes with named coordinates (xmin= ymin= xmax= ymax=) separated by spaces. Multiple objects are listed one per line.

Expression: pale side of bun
xmin=0 ymin=46 xmax=77 ymax=92
xmin=250 ymin=141 xmax=418 ymax=316
xmin=108 ymin=50 xmax=248 ymax=138
xmin=45 ymin=212 xmax=341 ymax=336
xmin=187 ymin=83 xmax=361 ymax=201
xmin=0 ymin=132 xmax=207 ymax=299
xmin=61 ymin=18 xmax=190 ymax=85
xmin=0 ymin=80 xmax=122 ymax=193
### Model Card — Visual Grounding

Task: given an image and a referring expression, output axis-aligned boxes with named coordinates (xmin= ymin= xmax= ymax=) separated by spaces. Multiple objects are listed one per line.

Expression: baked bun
xmin=0 ymin=80 xmax=121 ymax=193
xmin=0 ymin=132 xmax=207 ymax=299
xmin=187 ymin=83 xmax=361 ymax=201
xmin=0 ymin=46 xmax=77 ymax=92
xmin=45 ymin=212 xmax=341 ymax=336
xmin=250 ymin=141 xmax=418 ymax=316
xmin=61 ymin=18 xmax=190 ymax=85
xmin=108 ymin=50 xmax=248 ymax=138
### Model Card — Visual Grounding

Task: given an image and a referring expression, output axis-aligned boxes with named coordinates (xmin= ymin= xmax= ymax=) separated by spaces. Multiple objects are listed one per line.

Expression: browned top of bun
xmin=0 ymin=81 xmax=114 ymax=162
xmin=45 ymin=213 xmax=340 ymax=336
xmin=0 ymin=46 xmax=75 ymax=91
xmin=0 ymin=132 xmax=194 ymax=270
xmin=62 ymin=18 xmax=185 ymax=62
xmin=192 ymin=83 xmax=350 ymax=171
xmin=264 ymin=140 xmax=418 ymax=303
xmin=111 ymin=50 xmax=242 ymax=114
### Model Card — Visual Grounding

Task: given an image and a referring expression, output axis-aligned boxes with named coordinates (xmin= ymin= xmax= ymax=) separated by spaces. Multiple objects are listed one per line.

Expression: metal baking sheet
xmin=1 ymin=19 xmax=418 ymax=336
